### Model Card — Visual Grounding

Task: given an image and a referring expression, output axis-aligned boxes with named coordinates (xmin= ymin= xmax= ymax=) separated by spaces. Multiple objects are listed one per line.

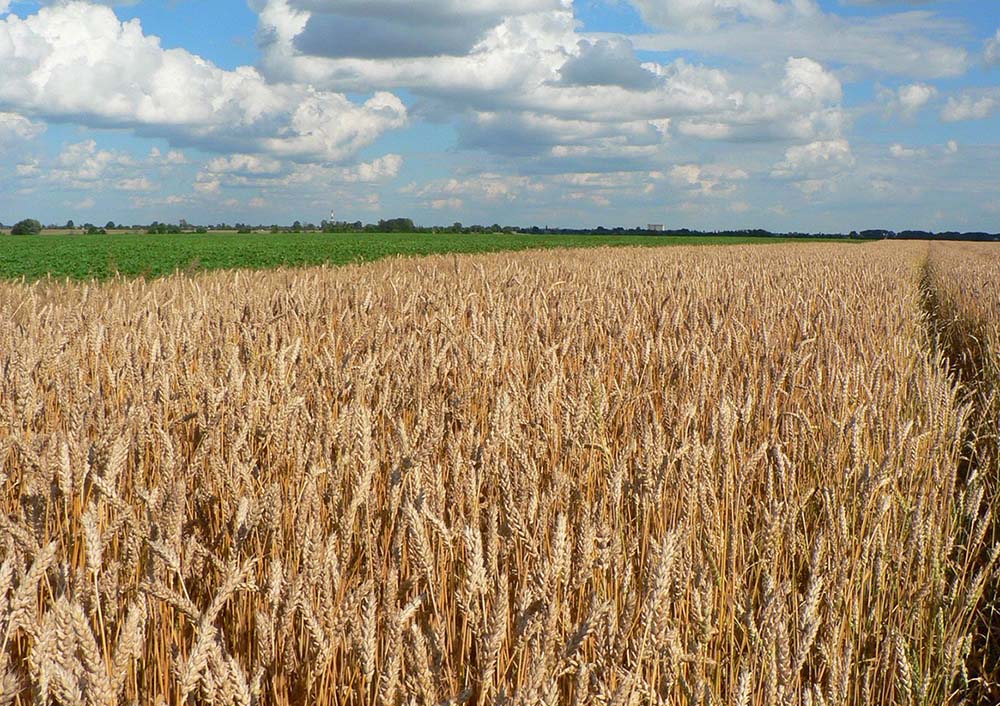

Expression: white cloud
xmin=116 ymin=176 xmax=155 ymax=191
xmin=249 ymin=197 xmax=267 ymax=208
xmin=879 ymin=82 xmax=937 ymax=118
xmin=430 ymin=198 xmax=463 ymax=211
xmin=669 ymin=163 xmax=748 ymax=196
xmin=0 ymin=2 xmax=407 ymax=162
xmin=194 ymin=178 xmax=221 ymax=195
xmin=206 ymin=154 xmax=285 ymax=176
xmin=941 ymin=91 xmax=1000 ymax=122
xmin=284 ymin=0 xmax=567 ymax=60
xmin=889 ymin=143 xmax=926 ymax=159
xmin=401 ymin=173 xmax=544 ymax=204
xmin=563 ymin=191 xmax=611 ymax=207
xmin=773 ymin=139 xmax=853 ymax=176
xmin=164 ymin=150 xmax=187 ymax=165
xmin=352 ymin=154 xmax=404 ymax=182
xmin=676 ymin=121 xmax=731 ymax=139
xmin=899 ymin=84 xmax=936 ymax=113
xmin=49 ymin=139 xmax=134 ymax=185
xmin=671 ymin=58 xmax=846 ymax=143
xmin=782 ymin=56 xmax=842 ymax=103
xmin=0 ymin=112 xmax=46 ymax=149
xmin=150 ymin=147 xmax=188 ymax=165
xmin=628 ymin=6 xmax=969 ymax=79
xmin=627 ymin=0 xmax=789 ymax=32
xmin=16 ymin=159 xmax=39 ymax=176
xmin=946 ymin=140 xmax=958 ymax=154
xmin=256 ymin=0 xmax=848 ymax=164
xmin=559 ymin=38 xmax=659 ymax=90
xmin=192 ymin=154 xmax=404 ymax=198
xmin=986 ymin=29 xmax=1000 ymax=66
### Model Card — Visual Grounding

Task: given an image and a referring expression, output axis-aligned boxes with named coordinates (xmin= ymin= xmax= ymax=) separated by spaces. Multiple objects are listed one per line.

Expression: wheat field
xmin=0 ymin=241 xmax=997 ymax=706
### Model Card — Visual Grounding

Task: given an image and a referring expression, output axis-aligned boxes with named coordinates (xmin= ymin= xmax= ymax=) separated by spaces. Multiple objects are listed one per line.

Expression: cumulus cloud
xmin=431 ymin=198 xmax=463 ymax=211
xmin=458 ymin=111 xmax=669 ymax=162
xmin=673 ymin=58 xmax=847 ymax=143
xmin=879 ymin=82 xmax=937 ymax=118
xmin=287 ymin=0 xmax=566 ymax=60
xmin=941 ymin=91 xmax=999 ymax=122
xmin=0 ymin=112 xmax=45 ymax=149
xmin=559 ymin=39 xmax=659 ymax=91
xmin=289 ymin=1 xmax=562 ymax=49
xmin=206 ymin=154 xmax=285 ymax=177
xmin=986 ymin=29 xmax=1000 ymax=66
xmin=16 ymin=160 xmax=39 ymax=177
xmin=898 ymin=83 xmax=936 ymax=112
xmin=257 ymin=0 xmax=849 ymax=170
xmin=50 ymin=139 xmax=135 ymax=185
xmin=401 ymin=173 xmax=544 ymax=205
xmin=195 ymin=154 xmax=404 ymax=194
xmin=782 ymin=56 xmax=842 ymax=103
xmin=773 ymin=139 xmax=854 ymax=176
xmin=628 ymin=5 xmax=969 ymax=79
xmin=116 ymin=176 xmax=155 ymax=192
xmin=669 ymin=163 xmax=748 ymax=196
xmin=889 ymin=143 xmax=926 ymax=159
xmin=627 ymin=0 xmax=789 ymax=31
xmin=0 ymin=2 xmax=407 ymax=162
xmin=149 ymin=147 xmax=188 ymax=165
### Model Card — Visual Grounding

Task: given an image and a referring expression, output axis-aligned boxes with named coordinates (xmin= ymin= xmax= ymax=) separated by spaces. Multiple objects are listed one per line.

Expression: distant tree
xmin=292 ymin=220 xmax=303 ymax=232
xmin=11 ymin=219 xmax=43 ymax=235
xmin=106 ymin=221 xmax=116 ymax=230
xmin=378 ymin=218 xmax=416 ymax=232
xmin=65 ymin=220 xmax=74 ymax=229
xmin=147 ymin=222 xmax=182 ymax=235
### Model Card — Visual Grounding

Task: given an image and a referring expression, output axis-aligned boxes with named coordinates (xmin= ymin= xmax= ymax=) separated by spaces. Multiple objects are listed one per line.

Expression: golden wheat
xmin=925 ymin=241 xmax=1000 ymax=702
xmin=0 ymin=242 xmax=996 ymax=705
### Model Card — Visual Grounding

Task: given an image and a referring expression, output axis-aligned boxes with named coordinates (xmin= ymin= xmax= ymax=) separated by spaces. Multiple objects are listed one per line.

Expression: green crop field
xmin=0 ymin=232 xmax=828 ymax=280
xmin=0 ymin=231 xmax=833 ymax=281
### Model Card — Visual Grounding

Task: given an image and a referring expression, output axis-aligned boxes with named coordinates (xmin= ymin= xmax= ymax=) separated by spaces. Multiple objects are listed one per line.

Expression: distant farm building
xmin=648 ymin=224 xmax=664 ymax=232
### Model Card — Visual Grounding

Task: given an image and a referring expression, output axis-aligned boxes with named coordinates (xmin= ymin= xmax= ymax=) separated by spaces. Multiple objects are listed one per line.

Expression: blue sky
xmin=0 ymin=0 xmax=997 ymax=231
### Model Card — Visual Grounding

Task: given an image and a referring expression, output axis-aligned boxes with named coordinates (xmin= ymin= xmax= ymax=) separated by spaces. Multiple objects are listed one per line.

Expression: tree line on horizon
xmin=3 ymin=217 xmax=999 ymax=241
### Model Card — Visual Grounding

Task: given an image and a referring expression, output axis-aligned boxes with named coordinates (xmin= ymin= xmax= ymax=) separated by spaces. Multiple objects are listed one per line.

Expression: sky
xmin=0 ymin=0 xmax=998 ymax=232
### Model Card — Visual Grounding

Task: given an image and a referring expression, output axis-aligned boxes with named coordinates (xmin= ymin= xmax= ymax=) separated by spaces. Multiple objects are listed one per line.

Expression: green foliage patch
xmin=0 ymin=231 xmax=823 ymax=281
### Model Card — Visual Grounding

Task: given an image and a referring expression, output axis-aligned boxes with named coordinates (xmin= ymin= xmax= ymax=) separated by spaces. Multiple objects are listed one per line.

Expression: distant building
xmin=648 ymin=224 xmax=664 ymax=232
